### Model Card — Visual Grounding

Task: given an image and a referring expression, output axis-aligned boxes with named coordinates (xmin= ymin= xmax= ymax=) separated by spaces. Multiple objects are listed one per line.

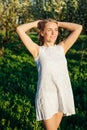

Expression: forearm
xmin=17 ymin=20 xmax=40 ymax=32
xmin=58 ymin=22 xmax=82 ymax=31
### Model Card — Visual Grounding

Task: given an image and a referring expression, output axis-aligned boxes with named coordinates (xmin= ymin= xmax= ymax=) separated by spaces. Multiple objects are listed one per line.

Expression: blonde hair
xmin=37 ymin=19 xmax=58 ymax=45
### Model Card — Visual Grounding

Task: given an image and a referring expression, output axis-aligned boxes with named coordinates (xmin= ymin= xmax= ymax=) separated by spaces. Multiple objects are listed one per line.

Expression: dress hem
xmin=36 ymin=111 xmax=75 ymax=121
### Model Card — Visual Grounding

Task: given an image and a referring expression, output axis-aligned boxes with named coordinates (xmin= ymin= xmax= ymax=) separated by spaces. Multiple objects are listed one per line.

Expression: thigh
xmin=56 ymin=112 xmax=63 ymax=128
xmin=43 ymin=112 xmax=63 ymax=130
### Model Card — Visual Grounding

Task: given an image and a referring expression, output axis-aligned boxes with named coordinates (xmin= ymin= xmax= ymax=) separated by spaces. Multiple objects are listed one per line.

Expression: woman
xmin=16 ymin=19 xmax=82 ymax=130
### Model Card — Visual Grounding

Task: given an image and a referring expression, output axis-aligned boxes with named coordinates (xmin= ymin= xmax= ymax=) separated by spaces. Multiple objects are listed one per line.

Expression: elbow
xmin=79 ymin=25 xmax=83 ymax=32
xmin=16 ymin=26 xmax=24 ymax=35
xmin=16 ymin=26 xmax=26 ymax=34
xmin=16 ymin=26 xmax=21 ymax=34
xmin=80 ymin=25 xmax=83 ymax=30
xmin=75 ymin=24 xmax=83 ymax=34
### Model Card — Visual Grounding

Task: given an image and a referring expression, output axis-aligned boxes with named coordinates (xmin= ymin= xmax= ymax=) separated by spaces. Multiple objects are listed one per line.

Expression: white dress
xmin=34 ymin=44 xmax=75 ymax=121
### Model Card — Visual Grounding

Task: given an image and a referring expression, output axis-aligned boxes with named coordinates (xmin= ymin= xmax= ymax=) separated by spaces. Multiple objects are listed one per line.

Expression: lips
xmin=50 ymin=36 xmax=57 ymax=39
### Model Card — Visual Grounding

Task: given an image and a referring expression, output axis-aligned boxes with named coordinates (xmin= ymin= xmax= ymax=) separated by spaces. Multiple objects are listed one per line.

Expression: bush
xmin=0 ymin=34 xmax=87 ymax=130
xmin=0 ymin=48 xmax=44 ymax=130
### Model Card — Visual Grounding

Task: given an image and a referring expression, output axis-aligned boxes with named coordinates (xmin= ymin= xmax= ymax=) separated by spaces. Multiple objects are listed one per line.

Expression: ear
xmin=40 ymin=31 xmax=44 ymax=37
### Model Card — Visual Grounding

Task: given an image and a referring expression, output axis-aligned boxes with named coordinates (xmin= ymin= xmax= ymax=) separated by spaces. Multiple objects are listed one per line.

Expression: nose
xmin=52 ymin=30 xmax=57 ymax=35
xmin=52 ymin=30 xmax=55 ymax=35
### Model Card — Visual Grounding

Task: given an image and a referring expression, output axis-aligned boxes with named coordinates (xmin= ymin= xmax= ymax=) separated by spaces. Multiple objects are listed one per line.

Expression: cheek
xmin=57 ymin=32 xmax=59 ymax=37
xmin=44 ymin=32 xmax=50 ymax=37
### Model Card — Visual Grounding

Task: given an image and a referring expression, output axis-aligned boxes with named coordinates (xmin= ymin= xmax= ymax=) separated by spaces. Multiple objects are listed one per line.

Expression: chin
xmin=50 ymin=39 xmax=56 ymax=43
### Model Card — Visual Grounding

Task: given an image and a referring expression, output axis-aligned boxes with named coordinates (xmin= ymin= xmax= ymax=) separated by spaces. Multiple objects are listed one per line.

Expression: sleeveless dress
xmin=34 ymin=44 xmax=75 ymax=121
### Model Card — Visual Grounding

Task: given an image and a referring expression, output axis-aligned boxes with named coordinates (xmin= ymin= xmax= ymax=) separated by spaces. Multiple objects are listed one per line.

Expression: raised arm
xmin=16 ymin=20 xmax=40 ymax=58
xmin=58 ymin=22 xmax=83 ymax=54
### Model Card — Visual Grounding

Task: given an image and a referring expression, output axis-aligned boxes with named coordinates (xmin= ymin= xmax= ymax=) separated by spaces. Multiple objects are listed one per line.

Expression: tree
xmin=29 ymin=0 xmax=65 ymax=19
xmin=0 ymin=0 xmax=31 ymax=52
xmin=76 ymin=0 xmax=87 ymax=34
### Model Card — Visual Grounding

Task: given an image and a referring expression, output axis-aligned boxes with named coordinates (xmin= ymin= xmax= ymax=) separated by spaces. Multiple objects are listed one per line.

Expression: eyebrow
xmin=47 ymin=28 xmax=58 ymax=30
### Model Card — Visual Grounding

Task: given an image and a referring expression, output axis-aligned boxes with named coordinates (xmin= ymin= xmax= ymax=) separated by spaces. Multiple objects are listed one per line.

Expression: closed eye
xmin=55 ymin=28 xmax=58 ymax=31
xmin=47 ymin=28 xmax=58 ymax=31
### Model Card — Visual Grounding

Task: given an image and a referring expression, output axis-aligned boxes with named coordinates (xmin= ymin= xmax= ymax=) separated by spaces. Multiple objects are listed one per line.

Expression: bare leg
xmin=56 ymin=112 xmax=63 ymax=128
xmin=43 ymin=112 xmax=63 ymax=130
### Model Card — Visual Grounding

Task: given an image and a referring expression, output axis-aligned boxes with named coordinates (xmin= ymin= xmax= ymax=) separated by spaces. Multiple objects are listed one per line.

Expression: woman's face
xmin=41 ymin=22 xmax=58 ymax=45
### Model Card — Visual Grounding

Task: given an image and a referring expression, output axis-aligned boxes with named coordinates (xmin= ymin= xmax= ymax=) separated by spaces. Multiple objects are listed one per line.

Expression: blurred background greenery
xmin=0 ymin=0 xmax=87 ymax=130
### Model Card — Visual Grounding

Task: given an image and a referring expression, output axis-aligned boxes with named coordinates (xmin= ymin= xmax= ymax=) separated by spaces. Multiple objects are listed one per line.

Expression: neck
xmin=44 ymin=42 xmax=55 ymax=47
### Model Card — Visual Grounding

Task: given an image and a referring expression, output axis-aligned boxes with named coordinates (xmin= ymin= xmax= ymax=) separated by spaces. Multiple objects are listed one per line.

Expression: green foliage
xmin=0 ymin=0 xmax=87 ymax=51
xmin=0 ymin=34 xmax=87 ymax=129
xmin=0 ymin=0 xmax=31 ymax=49
xmin=0 ymin=0 xmax=87 ymax=128
xmin=62 ymin=35 xmax=87 ymax=130
xmin=0 ymin=47 xmax=43 ymax=130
